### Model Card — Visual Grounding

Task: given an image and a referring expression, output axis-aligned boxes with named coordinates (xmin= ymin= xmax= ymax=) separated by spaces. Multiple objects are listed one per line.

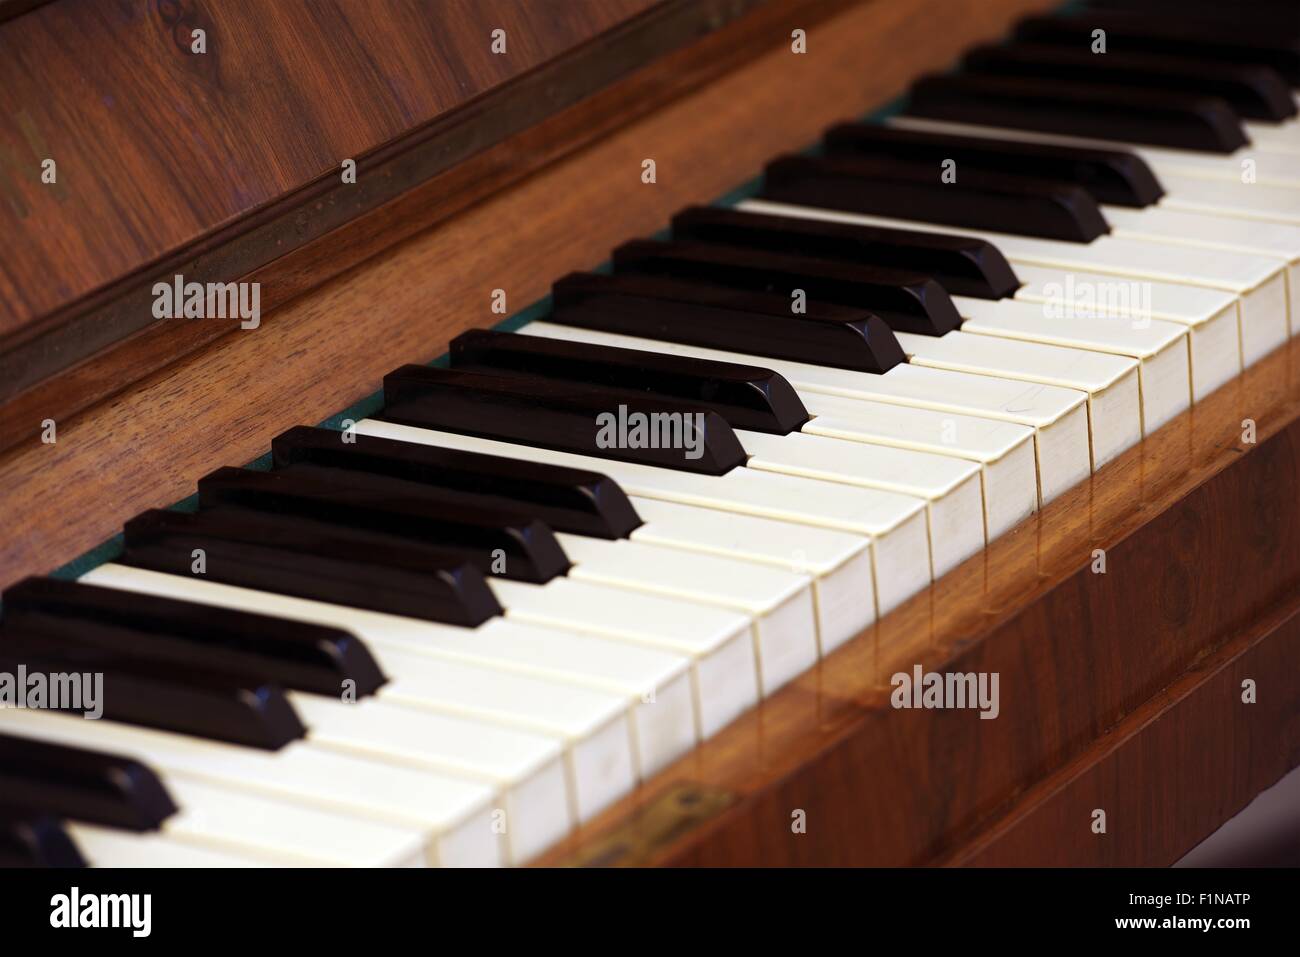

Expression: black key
xmin=964 ymin=43 xmax=1297 ymax=122
xmin=823 ymin=123 xmax=1163 ymax=208
xmin=0 ymin=734 xmax=175 ymax=831
xmin=613 ymin=239 xmax=962 ymax=335
xmin=381 ymin=365 xmax=747 ymax=475
xmin=0 ymin=805 xmax=87 ymax=867
xmin=671 ymin=205 xmax=1021 ymax=297
xmin=0 ymin=644 xmax=304 ymax=749
xmin=450 ymin=328 xmax=809 ymax=434
xmin=1086 ymin=0 xmax=1300 ymax=27
xmin=121 ymin=508 xmax=502 ymax=626
xmin=551 ymin=272 xmax=905 ymax=374
xmin=271 ymin=426 xmax=642 ymax=540
xmin=763 ymin=153 xmax=1109 ymax=244
xmin=903 ymin=73 xmax=1248 ymax=153
xmin=197 ymin=466 xmax=570 ymax=584
xmin=2 ymin=576 xmax=386 ymax=698
xmin=1014 ymin=13 xmax=1300 ymax=86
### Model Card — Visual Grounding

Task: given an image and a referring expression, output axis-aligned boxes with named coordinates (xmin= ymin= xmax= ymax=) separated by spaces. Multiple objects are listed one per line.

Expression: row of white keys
xmin=793 ymin=393 xmax=1038 ymax=532
xmin=888 ymin=328 xmax=1141 ymax=467
xmin=87 ymin=561 xmax=700 ymax=780
xmin=551 ymin=533 xmax=819 ymax=694
xmin=0 ymin=706 xmax=499 ymax=866
xmin=1009 ymin=263 xmax=1243 ymax=398
xmin=622 ymin=496 xmax=876 ymax=656
xmin=739 ymin=199 xmax=1288 ymax=379
xmin=731 ymin=428 xmax=985 ymax=578
xmin=888 ymin=116 xmax=1300 ymax=226
xmin=948 ymin=298 xmax=1193 ymax=436
xmin=516 ymin=319 xmax=1087 ymax=511
xmin=353 ymin=418 xmax=934 ymax=618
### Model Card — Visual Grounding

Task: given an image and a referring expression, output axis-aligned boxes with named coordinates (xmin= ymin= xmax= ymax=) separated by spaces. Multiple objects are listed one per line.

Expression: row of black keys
xmin=904 ymin=4 xmax=1299 ymax=152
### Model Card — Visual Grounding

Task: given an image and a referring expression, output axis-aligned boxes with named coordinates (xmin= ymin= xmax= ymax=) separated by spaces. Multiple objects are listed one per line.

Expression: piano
xmin=1 ymin=0 xmax=1298 ymax=867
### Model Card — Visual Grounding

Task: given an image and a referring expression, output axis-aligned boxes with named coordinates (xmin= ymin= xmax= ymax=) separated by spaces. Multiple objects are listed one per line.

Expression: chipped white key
xmin=372 ymin=648 xmax=635 ymax=824
xmin=1010 ymin=263 xmax=1243 ymax=398
xmin=355 ymin=418 xmax=933 ymax=618
xmin=82 ymin=563 xmax=696 ymax=782
xmin=0 ymin=704 xmax=502 ymax=867
xmin=737 ymin=199 xmax=1287 ymax=367
xmin=795 ymin=393 xmax=1037 ymax=534
xmin=891 ymin=328 xmax=1141 ymax=468
xmin=734 ymin=429 xmax=984 ymax=578
xmin=554 ymin=534 xmax=817 ymax=695
xmin=518 ymin=319 xmax=1090 ymax=506
xmin=625 ymin=496 xmax=876 ymax=655
xmin=949 ymin=297 xmax=1191 ymax=437
xmin=69 ymin=824 xmax=276 ymax=868
xmin=290 ymin=694 xmax=569 ymax=865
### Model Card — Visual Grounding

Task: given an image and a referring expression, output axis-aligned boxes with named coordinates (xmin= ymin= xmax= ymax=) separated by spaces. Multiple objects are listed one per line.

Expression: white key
xmin=1099 ymin=205 xmax=1298 ymax=346
xmin=734 ymin=429 xmax=984 ymax=578
xmin=887 ymin=115 xmax=1300 ymax=221
xmin=739 ymin=198 xmax=1285 ymax=378
xmin=372 ymin=648 xmax=635 ymax=824
xmin=891 ymin=329 xmax=1141 ymax=468
xmin=354 ymin=418 xmax=933 ymax=618
xmin=1157 ymin=172 xmax=1300 ymax=227
xmin=517 ymin=319 xmax=1090 ymax=506
xmin=164 ymin=775 xmax=427 ymax=867
xmin=488 ymin=577 xmax=759 ymax=737
xmin=949 ymin=297 xmax=1191 ymax=437
xmin=0 ymin=705 xmax=502 ymax=867
xmin=1244 ymin=120 xmax=1300 ymax=156
xmin=795 ymin=393 xmax=1037 ymax=533
xmin=1010 ymin=263 xmax=1243 ymax=399
xmin=554 ymin=534 xmax=818 ymax=695
xmin=626 ymin=496 xmax=876 ymax=655
xmin=83 ymin=563 xmax=696 ymax=782
xmin=69 ymin=824 xmax=276 ymax=868
xmin=290 ymin=694 xmax=569 ymax=865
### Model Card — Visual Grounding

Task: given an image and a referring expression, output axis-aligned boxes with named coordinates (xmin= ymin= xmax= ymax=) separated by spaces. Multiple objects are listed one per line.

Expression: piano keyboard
xmin=4 ymin=3 xmax=1298 ymax=868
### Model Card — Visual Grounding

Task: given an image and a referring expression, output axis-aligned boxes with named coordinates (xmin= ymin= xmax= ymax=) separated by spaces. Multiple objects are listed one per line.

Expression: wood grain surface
xmin=0 ymin=0 xmax=855 ymax=449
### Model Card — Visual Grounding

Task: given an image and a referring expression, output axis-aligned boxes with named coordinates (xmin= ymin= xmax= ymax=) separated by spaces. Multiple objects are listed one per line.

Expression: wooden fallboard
xmin=0 ymin=0 xmax=812 ymax=445
xmin=535 ymin=336 xmax=1300 ymax=866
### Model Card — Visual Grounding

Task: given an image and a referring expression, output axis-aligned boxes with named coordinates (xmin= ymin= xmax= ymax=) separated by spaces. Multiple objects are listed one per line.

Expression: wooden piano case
xmin=1 ymin=0 xmax=1296 ymax=867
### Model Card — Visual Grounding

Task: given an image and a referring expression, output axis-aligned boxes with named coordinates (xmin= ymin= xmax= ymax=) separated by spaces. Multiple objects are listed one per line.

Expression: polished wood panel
xmin=534 ymin=338 xmax=1300 ymax=866
xmin=0 ymin=0 xmax=655 ymax=341
xmin=0 ymin=0 xmax=854 ymax=450
xmin=0 ymin=0 xmax=1053 ymax=587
